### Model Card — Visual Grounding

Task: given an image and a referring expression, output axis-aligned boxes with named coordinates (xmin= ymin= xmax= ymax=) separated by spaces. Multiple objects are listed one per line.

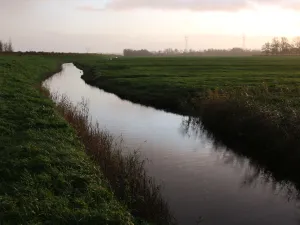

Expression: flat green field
xmin=76 ymin=56 xmax=300 ymax=114
xmin=0 ymin=55 xmax=133 ymax=224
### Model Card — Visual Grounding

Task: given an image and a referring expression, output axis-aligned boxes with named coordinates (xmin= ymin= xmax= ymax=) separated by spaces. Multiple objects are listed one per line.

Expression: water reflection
xmin=180 ymin=116 xmax=300 ymax=203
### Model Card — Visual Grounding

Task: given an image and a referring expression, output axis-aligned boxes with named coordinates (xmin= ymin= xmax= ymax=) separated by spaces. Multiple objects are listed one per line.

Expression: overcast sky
xmin=1 ymin=0 xmax=300 ymax=53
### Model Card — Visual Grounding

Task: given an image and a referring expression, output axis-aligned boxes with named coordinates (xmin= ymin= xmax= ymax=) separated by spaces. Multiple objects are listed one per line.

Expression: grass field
xmin=0 ymin=55 xmax=136 ymax=224
xmin=75 ymin=56 xmax=300 ymax=113
xmin=75 ymin=56 xmax=300 ymax=188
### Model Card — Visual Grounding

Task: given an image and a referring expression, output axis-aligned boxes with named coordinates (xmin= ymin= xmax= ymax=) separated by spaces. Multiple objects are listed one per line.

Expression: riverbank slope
xmin=0 ymin=55 xmax=134 ymax=224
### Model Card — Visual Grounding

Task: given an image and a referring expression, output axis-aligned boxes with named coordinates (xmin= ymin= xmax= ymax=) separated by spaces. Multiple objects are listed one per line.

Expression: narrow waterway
xmin=43 ymin=63 xmax=300 ymax=225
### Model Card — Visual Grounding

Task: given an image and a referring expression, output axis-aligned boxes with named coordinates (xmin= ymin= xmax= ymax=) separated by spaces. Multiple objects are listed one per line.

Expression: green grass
xmin=75 ymin=56 xmax=300 ymax=114
xmin=0 ymin=55 xmax=134 ymax=224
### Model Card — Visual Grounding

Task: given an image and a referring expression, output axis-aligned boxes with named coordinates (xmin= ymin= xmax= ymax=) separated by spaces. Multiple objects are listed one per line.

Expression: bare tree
xmin=293 ymin=37 xmax=300 ymax=55
xmin=3 ymin=42 xmax=8 ymax=52
xmin=0 ymin=39 xmax=14 ymax=52
xmin=271 ymin=37 xmax=280 ymax=55
xmin=262 ymin=42 xmax=271 ymax=55
xmin=280 ymin=37 xmax=291 ymax=55
xmin=7 ymin=39 xmax=13 ymax=52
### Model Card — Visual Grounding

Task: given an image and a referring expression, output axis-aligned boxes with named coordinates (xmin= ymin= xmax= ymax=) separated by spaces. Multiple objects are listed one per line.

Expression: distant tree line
xmin=15 ymin=51 xmax=96 ymax=56
xmin=262 ymin=37 xmax=300 ymax=55
xmin=123 ymin=48 xmax=261 ymax=57
xmin=0 ymin=39 xmax=13 ymax=52
xmin=0 ymin=51 xmax=110 ymax=57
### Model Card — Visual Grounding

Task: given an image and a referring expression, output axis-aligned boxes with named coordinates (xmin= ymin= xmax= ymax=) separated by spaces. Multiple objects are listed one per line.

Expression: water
xmin=44 ymin=63 xmax=300 ymax=225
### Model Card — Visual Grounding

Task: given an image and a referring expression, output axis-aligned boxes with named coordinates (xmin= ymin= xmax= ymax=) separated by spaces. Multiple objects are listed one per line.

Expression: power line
xmin=242 ymin=33 xmax=246 ymax=50
xmin=185 ymin=36 xmax=189 ymax=52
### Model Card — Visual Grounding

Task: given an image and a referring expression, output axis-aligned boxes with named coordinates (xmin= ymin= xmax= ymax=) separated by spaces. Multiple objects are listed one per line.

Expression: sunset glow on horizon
xmin=1 ymin=0 xmax=299 ymax=52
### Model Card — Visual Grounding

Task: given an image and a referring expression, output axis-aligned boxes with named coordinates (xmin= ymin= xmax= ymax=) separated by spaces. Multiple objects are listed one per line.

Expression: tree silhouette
xmin=0 ymin=39 xmax=14 ymax=53
xmin=262 ymin=36 xmax=300 ymax=56
xmin=293 ymin=37 xmax=300 ymax=55
xmin=123 ymin=47 xmax=260 ymax=57
xmin=7 ymin=39 xmax=13 ymax=52
xmin=271 ymin=38 xmax=280 ymax=55
xmin=280 ymin=37 xmax=291 ymax=55
xmin=262 ymin=42 xmax=271 ymax=55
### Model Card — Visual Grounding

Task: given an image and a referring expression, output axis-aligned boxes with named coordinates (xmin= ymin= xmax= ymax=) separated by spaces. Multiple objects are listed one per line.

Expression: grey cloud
xmin=105 ymin=0 xmax=250 ymax=11
xmin=76 ymin=5 xmax=104 ymax=11
xmin=2 ymin=0 xmax=299 ymax=14
xmin=100 ymin=0 xmax=300 ymax=11
xmin=0 ymin=0 xmax=34 ymax=13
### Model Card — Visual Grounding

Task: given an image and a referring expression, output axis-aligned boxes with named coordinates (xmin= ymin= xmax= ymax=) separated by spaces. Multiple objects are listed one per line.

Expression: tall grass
xmin=190 ymin=85 xmax=300 ymax=147
xmin=42 ymin=88 xmax=175 ymax=225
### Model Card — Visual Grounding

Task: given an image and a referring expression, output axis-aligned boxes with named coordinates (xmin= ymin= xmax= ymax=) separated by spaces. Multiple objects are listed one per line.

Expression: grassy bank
xmin=0 ymin=55 xmax=135 ymax=224
xmin=74 ymin=56 xmax=300 ymax=187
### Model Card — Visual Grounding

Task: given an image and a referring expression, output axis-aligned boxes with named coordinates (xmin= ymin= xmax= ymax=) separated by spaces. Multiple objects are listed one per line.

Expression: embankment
xmin=1 ymin=56 xmax=172 ymax=224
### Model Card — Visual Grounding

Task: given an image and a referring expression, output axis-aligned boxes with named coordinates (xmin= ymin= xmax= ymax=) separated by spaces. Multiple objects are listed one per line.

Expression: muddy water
xmin=43 ymin=63 xmax=300 ymax=225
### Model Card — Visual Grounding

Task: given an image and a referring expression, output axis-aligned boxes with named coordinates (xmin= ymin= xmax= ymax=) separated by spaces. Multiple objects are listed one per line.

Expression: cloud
xmin=256 ymin=0 xmax=300 ymax=10
xmin=286 ymin=2 xmax=300 ymax=10
xmin=76 ymin=0 xmax=300 ymax=12
xmin=77 ymin=5 xmax=104 ymax=11
xmin=105 ymin=0 xmax=250 ymax=11
xmin=0 ymin=0 xmax=34 ymax=13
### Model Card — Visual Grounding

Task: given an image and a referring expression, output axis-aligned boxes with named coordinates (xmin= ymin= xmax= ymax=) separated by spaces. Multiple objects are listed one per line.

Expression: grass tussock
xmin=45 ymin=90 xmax=176 ymax=225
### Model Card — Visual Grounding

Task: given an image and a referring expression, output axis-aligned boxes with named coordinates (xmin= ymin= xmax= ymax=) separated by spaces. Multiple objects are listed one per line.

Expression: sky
xmin=0 ymin=0 xmax=300 ymax=53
